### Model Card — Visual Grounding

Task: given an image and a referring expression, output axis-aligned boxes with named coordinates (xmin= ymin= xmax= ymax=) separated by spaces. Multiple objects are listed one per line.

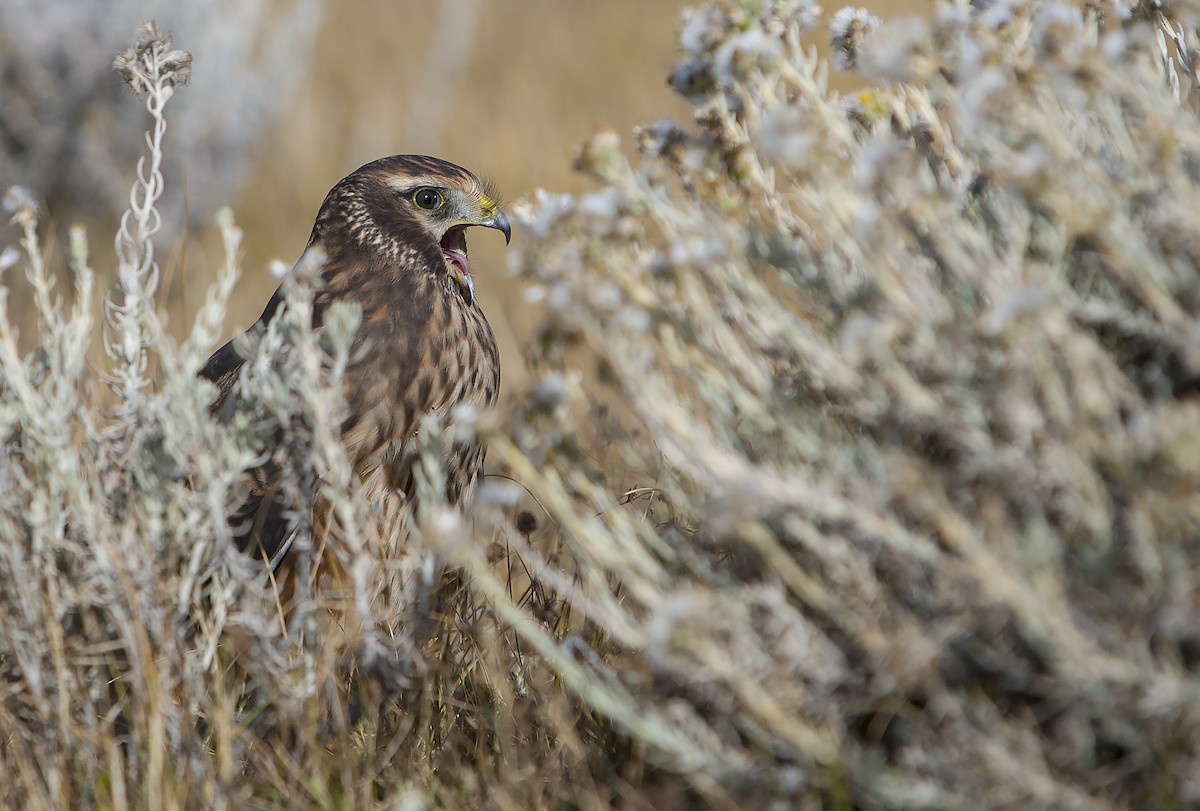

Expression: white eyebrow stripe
xmin=386 ymin=175 xmax=432 ymax=193
xmin=384 ymin=174 xmax=482 ymax=198
xmin=385 ymin=175 xmax=458 ymax=193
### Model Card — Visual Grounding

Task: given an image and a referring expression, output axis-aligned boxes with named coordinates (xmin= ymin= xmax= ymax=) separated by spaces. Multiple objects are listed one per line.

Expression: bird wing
xmin=199 ymin=249 xmax=385 ymax=571
xmin=199 ymin=288 xmax=293 ymax=569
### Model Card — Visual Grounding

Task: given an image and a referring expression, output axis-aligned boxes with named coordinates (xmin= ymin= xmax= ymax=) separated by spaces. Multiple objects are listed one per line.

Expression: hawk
xmin=200 ymin=154 xmax=509 ymax=573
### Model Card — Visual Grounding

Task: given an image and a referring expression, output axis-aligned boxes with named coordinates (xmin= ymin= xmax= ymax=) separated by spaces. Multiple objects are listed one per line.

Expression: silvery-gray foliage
xmin=0 ymin=0 xmax=323 ymax=227
xmin=5 ymin=3 xmax=1200 ymax=809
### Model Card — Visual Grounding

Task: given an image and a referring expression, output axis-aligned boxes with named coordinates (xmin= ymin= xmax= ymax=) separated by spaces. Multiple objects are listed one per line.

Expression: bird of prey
xmin=200 ymin=154 xmax=509 ymax=573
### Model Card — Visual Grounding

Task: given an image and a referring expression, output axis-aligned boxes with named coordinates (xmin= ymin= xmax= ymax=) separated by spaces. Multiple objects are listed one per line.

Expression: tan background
xmin=172 ymin=0 xmax=929 ymax=393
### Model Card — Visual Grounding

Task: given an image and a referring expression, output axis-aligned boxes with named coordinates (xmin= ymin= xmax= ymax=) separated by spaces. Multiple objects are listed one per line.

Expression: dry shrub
xmin=3 ymin=3 xmax=1200 ymax=809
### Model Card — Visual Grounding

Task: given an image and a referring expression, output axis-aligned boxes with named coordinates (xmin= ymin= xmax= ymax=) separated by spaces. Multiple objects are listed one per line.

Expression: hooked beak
xmin=480 ymin=210 xmax=511 ymax=245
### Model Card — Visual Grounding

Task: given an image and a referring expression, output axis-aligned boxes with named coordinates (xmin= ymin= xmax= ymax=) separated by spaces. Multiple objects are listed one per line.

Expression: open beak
xmin=440 ymin=209 xmax=511 ymax=307
xmin=480 ymin=210 xmax=511 ymax=245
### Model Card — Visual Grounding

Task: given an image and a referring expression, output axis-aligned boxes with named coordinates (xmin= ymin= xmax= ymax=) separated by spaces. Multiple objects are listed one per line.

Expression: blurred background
xmin=0 ymin=0 xmax=928 ymax=393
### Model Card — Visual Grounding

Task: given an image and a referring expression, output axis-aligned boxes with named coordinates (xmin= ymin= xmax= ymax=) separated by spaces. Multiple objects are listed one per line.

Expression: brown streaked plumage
xmin=200 ymin=154 xmax=509 ymax=573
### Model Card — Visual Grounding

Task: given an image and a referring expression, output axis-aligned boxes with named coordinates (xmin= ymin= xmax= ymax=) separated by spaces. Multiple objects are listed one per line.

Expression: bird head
xmin=313 ymin=154 xmax=511 ymax=306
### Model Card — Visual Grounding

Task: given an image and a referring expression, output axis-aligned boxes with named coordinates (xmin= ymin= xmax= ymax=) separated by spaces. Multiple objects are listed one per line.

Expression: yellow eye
xmin=412 ymin=188 xmax=443 ymax=211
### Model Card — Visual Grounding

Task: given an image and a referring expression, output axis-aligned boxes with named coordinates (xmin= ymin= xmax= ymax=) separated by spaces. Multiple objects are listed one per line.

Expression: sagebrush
xmin=3 ymin=3 xmax=1200 ymax=809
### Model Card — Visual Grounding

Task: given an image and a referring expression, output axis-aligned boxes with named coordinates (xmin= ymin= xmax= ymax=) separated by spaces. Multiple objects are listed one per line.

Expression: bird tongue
xmin=442 ymin=248 xmax=469 ymax=278
xmin=440 ymin=228 xmax=475 ymax=303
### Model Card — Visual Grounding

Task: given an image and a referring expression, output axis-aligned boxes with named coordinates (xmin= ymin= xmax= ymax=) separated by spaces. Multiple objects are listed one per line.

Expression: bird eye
xmin=412 ymin=188 xmax=444 ymax=211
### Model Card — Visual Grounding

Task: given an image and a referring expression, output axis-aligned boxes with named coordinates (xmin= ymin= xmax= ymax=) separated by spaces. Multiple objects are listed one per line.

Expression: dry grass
xmin=4 ymin=1 xmax=1200 ymax=809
